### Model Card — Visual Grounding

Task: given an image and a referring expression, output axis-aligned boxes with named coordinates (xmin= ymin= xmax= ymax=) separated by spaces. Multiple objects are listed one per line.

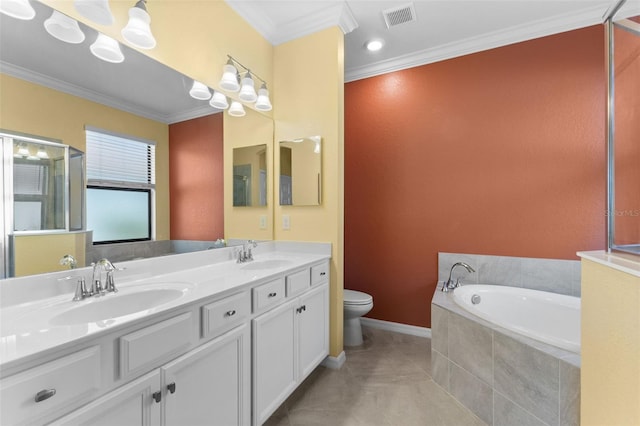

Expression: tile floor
xmin=264 ymin=326 xmax=487 ymax=426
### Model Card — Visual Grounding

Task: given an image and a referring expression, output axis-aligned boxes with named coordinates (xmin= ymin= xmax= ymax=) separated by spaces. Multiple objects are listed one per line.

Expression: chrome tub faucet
xmin=442 ymin=262 xmax=475 ymax=292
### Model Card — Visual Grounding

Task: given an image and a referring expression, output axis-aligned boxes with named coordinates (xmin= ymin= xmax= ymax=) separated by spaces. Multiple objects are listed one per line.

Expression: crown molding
xmin=1 ymin=61 xmax=172 ymax=123
xmin=226 ymin=1 xmax=357 ymax=46
xmin=1 ymin=61 xmax=219 ymax=124
xmin=345 ymin=4 xmax=608 ymax=82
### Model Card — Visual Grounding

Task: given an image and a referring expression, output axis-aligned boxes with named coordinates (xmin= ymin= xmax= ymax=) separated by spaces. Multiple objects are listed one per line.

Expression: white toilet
xmin=343 ymin=289 xmax=374 ymax=346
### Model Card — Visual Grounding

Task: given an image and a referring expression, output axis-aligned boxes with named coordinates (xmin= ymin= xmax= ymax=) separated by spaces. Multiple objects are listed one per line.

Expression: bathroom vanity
xmin=0 ymin=242 xmax=330 ymax=426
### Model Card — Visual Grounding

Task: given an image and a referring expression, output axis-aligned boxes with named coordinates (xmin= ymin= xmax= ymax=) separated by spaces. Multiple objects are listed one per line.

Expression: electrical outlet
xmin=282 ymin=215 xmax=290 ymax=230
xmin=259 ymin=215 xmax=267 ymax=229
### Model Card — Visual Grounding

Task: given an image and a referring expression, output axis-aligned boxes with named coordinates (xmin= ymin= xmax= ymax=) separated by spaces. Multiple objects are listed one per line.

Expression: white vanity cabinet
xmin=252 ymin=263 xmax=329 ymax=426
xmin=50 ymin=323 xmax=250 ymax=426
xmin=1 ymin=254 xmax=330 ymax=426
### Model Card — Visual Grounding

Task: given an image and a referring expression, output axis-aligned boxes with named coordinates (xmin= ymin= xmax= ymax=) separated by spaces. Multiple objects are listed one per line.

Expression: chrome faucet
xmin=90 ymin=258 xmax=118 ymax=297
xmin=442 ymin=262 xmax=475 ymax=292
xmin=236 ymin=240 xmax=258 ymax=263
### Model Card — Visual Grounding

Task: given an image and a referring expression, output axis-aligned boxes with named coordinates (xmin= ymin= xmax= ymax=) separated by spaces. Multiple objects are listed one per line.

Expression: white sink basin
xmin=50 ymin=284 xmax=191 ymax=325
xmin=241 ymin=259 xmax=293 ymax=270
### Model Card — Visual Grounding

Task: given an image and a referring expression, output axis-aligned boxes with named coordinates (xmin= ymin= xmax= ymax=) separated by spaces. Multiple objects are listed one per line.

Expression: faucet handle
xmin=104 ymin=271 xmax=118 ymax=293
xmin=72 ymin=277 xmax=88 ymax=301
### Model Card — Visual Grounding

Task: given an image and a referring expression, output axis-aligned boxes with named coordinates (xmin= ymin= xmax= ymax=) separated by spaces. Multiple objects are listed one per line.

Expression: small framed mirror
xmin=232 ymin=144 xmax=268 ymax=207
xmin=279 ymin=136 xmax=322 ymax=206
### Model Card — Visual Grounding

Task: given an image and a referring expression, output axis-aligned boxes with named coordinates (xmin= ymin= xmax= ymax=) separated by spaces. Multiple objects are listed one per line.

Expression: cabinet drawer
xmin=202 ymin=291 xmax=251 ymax=338
xmin=286 ymin=269 xmax=310 ymax=297
xmin=120 ymin=312 xmax=194 ymax=378
xmin=0 ymin=346 xmax=101 ymax=425
xmin=311 ymin=263 xmax=329 ymax=286
xmin=253 ymin=278 xmax=285 ymax=312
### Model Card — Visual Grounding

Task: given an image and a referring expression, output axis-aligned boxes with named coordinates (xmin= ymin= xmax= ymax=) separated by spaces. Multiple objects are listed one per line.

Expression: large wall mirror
xmin=607 ymin=2 xmax=640 ymax=256
xmin=1 ymin=1 xmax=273 ymax=277
xmin=233 ymin=144 xmax=268 ymax=207
xmin=279 ymin=136 xmax=322 ymax=206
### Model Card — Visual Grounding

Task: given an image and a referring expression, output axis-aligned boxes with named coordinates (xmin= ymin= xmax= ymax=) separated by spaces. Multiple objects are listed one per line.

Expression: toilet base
xmin=344 ymin=317 xmax=364 ymax=346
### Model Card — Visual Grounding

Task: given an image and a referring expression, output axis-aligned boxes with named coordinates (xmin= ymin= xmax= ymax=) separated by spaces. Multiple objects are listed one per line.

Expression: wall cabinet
xmin=252 ymin=282 xmax=329 ymax=426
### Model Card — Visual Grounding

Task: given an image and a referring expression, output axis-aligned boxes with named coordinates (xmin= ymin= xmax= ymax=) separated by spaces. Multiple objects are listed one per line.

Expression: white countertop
xmin=578 ymin=250 xmax=640 ymax=278
xmin=0 ymin=242 xmax=330 ymax=370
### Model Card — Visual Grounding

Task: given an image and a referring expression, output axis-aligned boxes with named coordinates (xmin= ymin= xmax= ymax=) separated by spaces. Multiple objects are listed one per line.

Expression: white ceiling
xmin=227 ymin=0 xmax=626 ymax=82
xmin=2 ymin=0 xmax=637 ymax=123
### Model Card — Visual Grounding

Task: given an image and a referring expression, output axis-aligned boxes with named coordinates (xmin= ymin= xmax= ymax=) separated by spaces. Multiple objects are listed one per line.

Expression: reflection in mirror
xmin=1 ymin=132 xmax=87 ymax=278
xmin=279 ymin=136 xmax=322 ymax=206
xmin=1 ymin=1 xmax=274 ymax=278
xmin=233 ymin=145 xmax=268 ymax=207
xmin=609 ymin=9 xmax=640 ymax=256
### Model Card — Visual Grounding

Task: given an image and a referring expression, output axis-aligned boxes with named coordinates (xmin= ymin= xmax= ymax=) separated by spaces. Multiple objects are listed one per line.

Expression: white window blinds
xmin=86 ymin=129 xmax=155 ymax=187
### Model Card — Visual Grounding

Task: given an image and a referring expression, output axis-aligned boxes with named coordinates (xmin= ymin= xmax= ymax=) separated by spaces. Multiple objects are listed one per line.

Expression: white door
xmin=163 ymin=324 xmax=250 ymax=426
xmin=298 ymin=283 xmax=329 ymax=380
xmin=252 ymin=299 xmax=297 ymax=426
xmin=51 ymin=371 xmax=161 ymax=426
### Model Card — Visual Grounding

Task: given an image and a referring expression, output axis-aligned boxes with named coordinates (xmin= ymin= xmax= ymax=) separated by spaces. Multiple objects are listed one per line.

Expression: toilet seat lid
xmin=344 ymin=289 xmax=373 ymax=305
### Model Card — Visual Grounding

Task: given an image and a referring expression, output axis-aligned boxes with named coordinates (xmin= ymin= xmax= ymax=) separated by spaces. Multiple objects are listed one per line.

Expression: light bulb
xmin=90 ymin=33 xmax=125 ymax=63
xmin=44 ymin=10 xmax=85 ymax=44
xmin=189 ymin=81 xmax=211 ymax=100
xmin=122 ymin=1 xmax=156 ymax=50
xmin=228 ymin=101 xmax=246 ymax=117
xmin=209 ymin=91 xmax=229 ymax=110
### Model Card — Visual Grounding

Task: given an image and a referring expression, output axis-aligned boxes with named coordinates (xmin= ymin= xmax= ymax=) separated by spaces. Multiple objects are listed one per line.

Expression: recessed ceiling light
xmin=366 ymin=40 xmax=384 ymax=52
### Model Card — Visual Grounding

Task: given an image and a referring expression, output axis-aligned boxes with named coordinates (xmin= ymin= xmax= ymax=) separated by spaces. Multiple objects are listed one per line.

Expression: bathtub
xmin=452 ymin=284 xmax=580 ymax=353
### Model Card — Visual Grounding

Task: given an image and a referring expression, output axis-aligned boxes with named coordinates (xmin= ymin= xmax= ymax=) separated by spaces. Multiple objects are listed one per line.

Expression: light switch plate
xmin=282 ymin=215 xmax=290 ymax=230
xmin=259 ymin=215 xmax=267 ymax=229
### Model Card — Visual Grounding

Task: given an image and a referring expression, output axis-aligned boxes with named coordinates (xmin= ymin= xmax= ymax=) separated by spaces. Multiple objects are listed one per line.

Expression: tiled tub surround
xmin=432 ymin=292 xmax=580 ymax=426
xmin=438 ymin=253 xmax=581 ymax=297
xmin=433 ymin=253 xmax=581 ymax=426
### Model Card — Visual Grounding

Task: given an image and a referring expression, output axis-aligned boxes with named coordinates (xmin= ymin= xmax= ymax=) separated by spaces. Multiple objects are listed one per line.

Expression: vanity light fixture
xmin=366 ymin=39 xmax=384 ymax=52
xmin=255 ymin=83 xmax=272 ymax=111
xmin=238 ymin=72 xmax=258 ymax=103
xmin=0 ymin=0 xmax=35 ymax=20
xmin=17 ymin=143 xmax=30 ymax=157
xmin=122 ymin=0 xmax=156 ymax=50
xmin=44 ymin=10 xmax=85 ymax=44
xmin=189 ymin=80 xmax=211 ymax=100
xmin=74 ymin=0 xmax=114 ymax=26
xmin=36 ymin=146 xmax=49 ymax=159
xmin=228 ymin=101 xmax=246 ymax=117
xmin=220 ymin=55 xmax=273 ymax=113
xmin=209 ymin=91 xmax=229 ymax=110
xmin=90 ymin=33 xmax=124 ymax=63
xmin=219 ymin=59 xmax=240 ymax=92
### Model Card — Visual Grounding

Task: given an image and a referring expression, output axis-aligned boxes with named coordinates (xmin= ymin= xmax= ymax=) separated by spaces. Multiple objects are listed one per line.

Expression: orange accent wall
xmin=345 ymin=26 xmax=606 ymax=328
xmin=169 ymin=113 xmax=224 ymax=241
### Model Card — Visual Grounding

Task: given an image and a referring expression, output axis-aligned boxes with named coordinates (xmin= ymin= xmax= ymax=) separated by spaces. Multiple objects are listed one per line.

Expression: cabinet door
xmin=252 ymin=299 xmax=297 ymax=426
xmin=298 ymin=282 xmax=329 ymax=380
xmin=51 ymin=371 xmax=161 ymax=426
xmin=163 ymin=324 xmax=250 ymax=426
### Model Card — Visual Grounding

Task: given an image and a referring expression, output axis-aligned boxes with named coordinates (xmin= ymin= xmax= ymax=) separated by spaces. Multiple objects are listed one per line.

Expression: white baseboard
xmin=321 ymin=351 xmax=346 ymax=369
xmin=360 ymin=317 xmax=432 ymax=339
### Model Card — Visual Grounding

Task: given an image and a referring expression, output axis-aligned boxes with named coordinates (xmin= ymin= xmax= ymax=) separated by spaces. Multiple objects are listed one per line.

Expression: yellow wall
xmin=581 ymin=258 xmax=640 ymax=425
xmin=12 ymin=232 xmax=87 ymax=276
xmin=273 ymin=27 xmax=345 ymax=357
xmin=224 ymin=109 xmax=274 ymax=240
xmin=0 ymin=74 xmax=170 ymax=275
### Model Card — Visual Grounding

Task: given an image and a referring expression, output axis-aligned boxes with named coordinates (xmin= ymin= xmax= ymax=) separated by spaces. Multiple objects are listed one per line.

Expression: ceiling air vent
xmin=382 ymin=3 xmax=417 ymax=29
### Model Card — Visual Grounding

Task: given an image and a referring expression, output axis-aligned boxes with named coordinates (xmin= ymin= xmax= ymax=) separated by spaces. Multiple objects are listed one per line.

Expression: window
xmin=86 ymin=128 xmax=155 ymax=244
